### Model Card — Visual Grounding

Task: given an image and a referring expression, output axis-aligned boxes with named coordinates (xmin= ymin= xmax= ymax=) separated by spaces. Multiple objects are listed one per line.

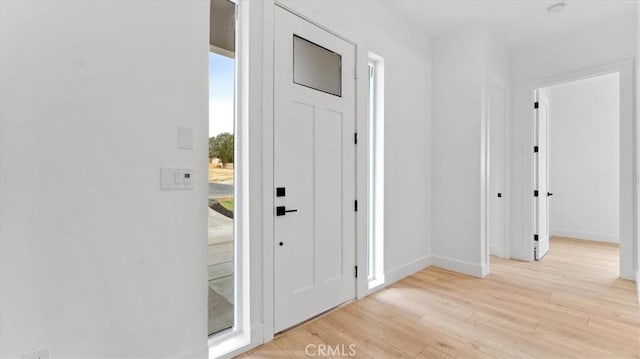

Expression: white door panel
xmin=274 ymin=6 xmax=356 ymax=333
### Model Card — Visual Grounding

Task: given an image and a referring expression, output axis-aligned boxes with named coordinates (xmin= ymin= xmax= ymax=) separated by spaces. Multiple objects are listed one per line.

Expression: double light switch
xmin=161 ymin=168 xmax=193 ymax=190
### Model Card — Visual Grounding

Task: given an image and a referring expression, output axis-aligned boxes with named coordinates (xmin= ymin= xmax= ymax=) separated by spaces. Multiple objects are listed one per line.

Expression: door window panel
xmin=293 ymin=35 xmax=342 ymax=97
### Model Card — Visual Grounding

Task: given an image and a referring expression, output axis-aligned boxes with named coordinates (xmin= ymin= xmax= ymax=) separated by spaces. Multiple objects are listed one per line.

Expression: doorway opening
xmin=208 ymin=0 xmax=236 ymax=336
xmin=533 ymin=72 xmax=621 ymax=277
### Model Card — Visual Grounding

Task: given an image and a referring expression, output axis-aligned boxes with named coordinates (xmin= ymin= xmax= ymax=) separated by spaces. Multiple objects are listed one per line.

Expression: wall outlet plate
xmin=23 ymin=348 xmax=50 ymax=359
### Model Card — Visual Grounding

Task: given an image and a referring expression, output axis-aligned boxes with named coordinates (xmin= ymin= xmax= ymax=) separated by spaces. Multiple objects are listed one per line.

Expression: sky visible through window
xmin=209 ymin=52 xmax=235 ymax=137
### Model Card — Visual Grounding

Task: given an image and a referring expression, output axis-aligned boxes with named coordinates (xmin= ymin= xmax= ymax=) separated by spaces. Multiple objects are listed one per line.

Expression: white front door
xmin=488 ymin=81 xmax=506 ymax=258
xmin=273 ymin=6 xmax=356 ymax=333
xmin=534 ymin=92 xmax=550 ymax=260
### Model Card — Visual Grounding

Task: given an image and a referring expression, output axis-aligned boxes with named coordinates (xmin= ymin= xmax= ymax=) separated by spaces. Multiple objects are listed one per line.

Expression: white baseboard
xmin=431 ymin=255 xmax=486 ymax=278
xmin=551 ymin=229 xmax=619 ymax=243
xmin=385 ymin=256 xmax=432 ymax=284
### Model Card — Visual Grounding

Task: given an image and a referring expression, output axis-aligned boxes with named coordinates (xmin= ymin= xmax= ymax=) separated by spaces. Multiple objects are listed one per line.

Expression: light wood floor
xmin=240 ymin=237 xmax=639 ymax=358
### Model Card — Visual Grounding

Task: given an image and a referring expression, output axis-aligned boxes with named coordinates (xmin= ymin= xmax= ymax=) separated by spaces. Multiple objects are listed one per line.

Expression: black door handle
xmin=276 ymin=206 xmax=298 ymax=216
xmin=547 ymin=192 xmax=554 ymax=197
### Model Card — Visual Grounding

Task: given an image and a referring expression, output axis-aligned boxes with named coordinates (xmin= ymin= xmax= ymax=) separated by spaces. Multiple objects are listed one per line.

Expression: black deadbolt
xmin=497 ymin=193 xmax=502 ymax=198
xmin=279 ymin=242 xmax=284 ymax=246
xmin=276 ymin=187 xmax=286 ymax=197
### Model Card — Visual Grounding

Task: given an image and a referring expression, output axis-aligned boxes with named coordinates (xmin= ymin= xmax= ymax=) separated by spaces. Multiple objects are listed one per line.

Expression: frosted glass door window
xmin=293 ymin=35 xmax=342 ymax=97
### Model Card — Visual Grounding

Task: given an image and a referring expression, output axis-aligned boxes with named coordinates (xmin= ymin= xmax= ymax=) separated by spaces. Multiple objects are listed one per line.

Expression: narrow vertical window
xmin=367 ymin=53 xmax=384 ymax=288
xmin=208 ymin=0 xmax=236 ymax=336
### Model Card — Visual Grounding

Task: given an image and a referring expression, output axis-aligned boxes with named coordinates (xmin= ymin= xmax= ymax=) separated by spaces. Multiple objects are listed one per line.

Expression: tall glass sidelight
xmin=208 ymin=0 xmax=236 ymax=336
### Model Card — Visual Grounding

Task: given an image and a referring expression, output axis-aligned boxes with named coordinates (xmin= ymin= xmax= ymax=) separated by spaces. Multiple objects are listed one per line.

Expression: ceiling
xmin=384 ymin=0 xmax=637 ymax=48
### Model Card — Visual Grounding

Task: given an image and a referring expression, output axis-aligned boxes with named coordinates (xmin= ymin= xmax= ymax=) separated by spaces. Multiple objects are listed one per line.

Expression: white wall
xmin=510 ymin=13 xmax=636 ymax=272
xmin=0 ymin=2 xmax=209 ymax=358
xmin=546 ymin=74 xmax=620 ymax=243
xmin=431 ymin=23 xmax=485 ymax=276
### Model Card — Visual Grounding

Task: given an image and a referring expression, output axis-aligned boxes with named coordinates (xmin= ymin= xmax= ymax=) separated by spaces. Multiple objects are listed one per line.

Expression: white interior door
xmin=534 ymin=92 xmax=550 ymax=260
xmin=274 ymin=6 xmax=356 ymax=333
xmin=488 ymin=81 xmax=505 ymax=257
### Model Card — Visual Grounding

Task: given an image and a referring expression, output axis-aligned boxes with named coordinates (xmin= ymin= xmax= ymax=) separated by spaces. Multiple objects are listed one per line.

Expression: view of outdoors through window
xmin=208 ymin=50 xmax=235 ymax=335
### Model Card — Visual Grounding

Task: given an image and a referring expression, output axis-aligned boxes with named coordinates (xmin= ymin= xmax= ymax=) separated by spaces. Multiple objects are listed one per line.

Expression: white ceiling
xmin=384 ymin=0 xmax=637 ymax=48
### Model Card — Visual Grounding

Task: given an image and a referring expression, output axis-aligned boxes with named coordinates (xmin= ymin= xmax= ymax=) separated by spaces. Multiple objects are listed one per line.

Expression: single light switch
xmin=178 ymin=127 xmax=194 ymax=150
xmin=175 ymin=172 xmax=183 ymax=185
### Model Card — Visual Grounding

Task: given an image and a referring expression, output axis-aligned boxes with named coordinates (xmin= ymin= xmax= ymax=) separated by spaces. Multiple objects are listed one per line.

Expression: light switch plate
xmin=178 ymin=127 xmax=194 ymax=150
xmin=23 ymin=348 xmax=49 ymax=359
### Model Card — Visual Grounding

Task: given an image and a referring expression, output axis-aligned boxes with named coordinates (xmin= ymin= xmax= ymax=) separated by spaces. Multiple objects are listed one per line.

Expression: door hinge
xmin=534 ymin=234 xmax=539 ymax=242
xmin=534 ymin=101 xmax=539 ymax=109
xmin=354 ymin=67 xmax=358 ymax=80
xmin=533 ymin=146 xmax=539 ymax=153
xmin=354 ymin=132 xmax=358 ymax=145
xmin=534 ymin=190 xmax=539 ymax=197
xmin=354 ymin=200 xmax=358 ymax=212
xmin=355 ymin=265 xmax=358 ymax=278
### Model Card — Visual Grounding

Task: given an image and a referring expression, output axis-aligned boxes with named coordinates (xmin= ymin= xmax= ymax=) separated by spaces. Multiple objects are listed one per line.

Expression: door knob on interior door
xmin=547 ymin=192 xmax=554 ymax=197
xmin=276 ymin=206 xmax=298 ymax=216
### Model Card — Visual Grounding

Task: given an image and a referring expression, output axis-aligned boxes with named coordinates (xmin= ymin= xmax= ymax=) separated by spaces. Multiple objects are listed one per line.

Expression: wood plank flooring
xmin=240 ymin=237 xmax=639 ymax=358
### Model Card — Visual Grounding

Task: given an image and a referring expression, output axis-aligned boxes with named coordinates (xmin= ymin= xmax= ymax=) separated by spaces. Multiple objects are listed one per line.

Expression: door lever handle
xmin=547 ymin=192 xmax=554 ymax=197
xmin=276 ymin=206 xmax=298 ymax=216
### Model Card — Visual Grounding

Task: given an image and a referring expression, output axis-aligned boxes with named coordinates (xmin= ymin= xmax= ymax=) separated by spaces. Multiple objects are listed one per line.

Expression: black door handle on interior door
xmin=547 ymin=192 xmax=554 ymax=197
xmin=276 ymin=206 xmax=298 ymax=216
